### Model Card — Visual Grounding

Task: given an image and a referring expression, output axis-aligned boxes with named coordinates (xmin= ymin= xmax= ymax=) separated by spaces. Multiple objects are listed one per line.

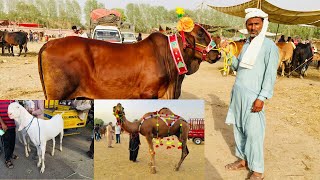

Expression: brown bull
xmin=38 ymin=25 xmax=221 ymax=99
xmin=1 ymin=31 xmax=28 ymax=57
xmin=276 ymin=42 xmax=295 ymax=76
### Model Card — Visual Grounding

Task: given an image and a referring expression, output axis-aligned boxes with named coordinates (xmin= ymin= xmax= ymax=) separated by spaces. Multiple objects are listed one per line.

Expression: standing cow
xmin=0 ymin=31 xmax=28 ymax=57
xmin=38 ymin=24 xmax=221 ymax=99
xmin=291 ymin=43 xmax=313 ymax=78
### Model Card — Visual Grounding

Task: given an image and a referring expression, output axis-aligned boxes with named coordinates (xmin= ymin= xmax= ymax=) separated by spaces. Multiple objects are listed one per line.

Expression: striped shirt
xmin=0 ymin=100 xmax=16 ymax=129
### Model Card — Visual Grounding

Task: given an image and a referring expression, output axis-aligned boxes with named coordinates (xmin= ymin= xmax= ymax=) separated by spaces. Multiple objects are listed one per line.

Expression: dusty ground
xmin=0 ymin=126 xmax=93 ymax=179
xmin=0 ymin=42 xmax=319 ymax=179
xmin=0 ymin=42 xmax=44 ymax=99
xmin=94 ymin=133 xmax=204 ymax=180
xmin=179 ymin=62 xmax=320 ymax=179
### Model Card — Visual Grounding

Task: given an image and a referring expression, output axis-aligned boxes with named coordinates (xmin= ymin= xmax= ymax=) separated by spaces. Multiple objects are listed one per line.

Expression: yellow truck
xmin=44 ymin=100 xmax=88 ymax=135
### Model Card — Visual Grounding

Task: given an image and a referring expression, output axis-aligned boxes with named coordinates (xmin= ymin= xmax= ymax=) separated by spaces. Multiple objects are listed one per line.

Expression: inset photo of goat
xmin=94 ymin=100 xmax=204 ymax=179
xmin=0 ymin=100 xmax=94 ymax=179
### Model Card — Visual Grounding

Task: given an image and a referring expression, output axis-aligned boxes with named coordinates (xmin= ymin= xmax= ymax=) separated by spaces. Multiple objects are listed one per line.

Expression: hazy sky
xmin=79 ymin=0 xmax=320 ymax=11
xmin=94 ymin=100 xmax=204 ymax=124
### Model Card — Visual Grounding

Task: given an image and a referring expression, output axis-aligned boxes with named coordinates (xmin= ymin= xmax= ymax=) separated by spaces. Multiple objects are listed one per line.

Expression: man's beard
xmin=250 ymin=33 xmax=258 ymax=37
xmin=249 ymin=30 xmax=261 ymax=38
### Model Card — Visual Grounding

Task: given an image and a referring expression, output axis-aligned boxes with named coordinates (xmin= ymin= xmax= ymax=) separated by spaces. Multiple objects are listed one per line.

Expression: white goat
xmin=8 ymin=102 xmax=64 ymax=173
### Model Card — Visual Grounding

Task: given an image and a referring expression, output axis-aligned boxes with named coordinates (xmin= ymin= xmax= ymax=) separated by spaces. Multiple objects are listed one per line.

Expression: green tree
xmin=84 ymin=0 xmax=104 ymax=26
xmin=113 ymin=8 xmax=126 ymax=22
xmin=47 ymin=0 xmax=58 ymax=19
xmin=94 ymin=118 xmax=104 ymax=126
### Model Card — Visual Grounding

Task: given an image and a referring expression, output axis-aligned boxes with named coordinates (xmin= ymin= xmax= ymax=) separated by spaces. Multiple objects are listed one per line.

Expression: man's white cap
xmin=245 ymin=8 xmax=268 ymax=22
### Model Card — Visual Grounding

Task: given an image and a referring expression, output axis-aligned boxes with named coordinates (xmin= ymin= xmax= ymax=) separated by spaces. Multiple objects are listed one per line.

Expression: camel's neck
xmin=121 ymin=116 xmax=141 ymax=133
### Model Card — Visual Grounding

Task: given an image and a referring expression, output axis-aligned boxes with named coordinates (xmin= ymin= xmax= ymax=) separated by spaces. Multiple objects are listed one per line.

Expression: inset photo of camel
xmin=0 ymin=100 xmax=93 ymax=179
xmin=94 ymin=100 xmax=204 ymax=179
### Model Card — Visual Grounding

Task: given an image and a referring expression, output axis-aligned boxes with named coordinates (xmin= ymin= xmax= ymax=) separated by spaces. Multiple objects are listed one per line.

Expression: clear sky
xmin=94 ymin=100 xmax=204 ymax=124
xmin=79 ymin=0 xmax=320 ymax=11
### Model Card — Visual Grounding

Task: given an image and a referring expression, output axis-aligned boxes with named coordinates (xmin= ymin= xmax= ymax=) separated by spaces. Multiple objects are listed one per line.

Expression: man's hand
xmin=1 ymin=123 xmax=8 ymax=131
xmin=220 ymin=41 xmax=231 ymax=53
xmin=252 ymin=99 xmax=264 ymax=112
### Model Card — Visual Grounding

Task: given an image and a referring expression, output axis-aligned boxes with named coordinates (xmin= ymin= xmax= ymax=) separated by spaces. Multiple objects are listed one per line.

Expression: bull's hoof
xmin=25 ymin=153 xmax=29 ymax=158
xmin=148 ymin=162 xmax=152 ymax=166
xmin=150 ymin=166 xmax=156 ymax=174
xmin=300 ymin=75 xmax=304 ymax=79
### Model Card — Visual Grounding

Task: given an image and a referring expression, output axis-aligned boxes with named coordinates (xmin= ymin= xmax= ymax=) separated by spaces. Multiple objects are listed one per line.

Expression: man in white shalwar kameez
xmin=223 ymin=8 xmax=279 ymax=180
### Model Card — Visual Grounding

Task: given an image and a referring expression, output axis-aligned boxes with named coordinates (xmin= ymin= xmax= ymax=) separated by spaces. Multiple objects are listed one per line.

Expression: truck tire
xmin=193 ymin=138 xmax=202 ymax=145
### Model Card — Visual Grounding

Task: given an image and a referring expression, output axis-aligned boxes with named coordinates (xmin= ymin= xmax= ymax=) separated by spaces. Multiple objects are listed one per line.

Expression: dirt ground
xmin=94 ymin=133 xmax=204 ymax=180
xmin=0 ymin=42 xmax=44 ymax=99
xmin=0 ymin=42 xmax=319 ymax=179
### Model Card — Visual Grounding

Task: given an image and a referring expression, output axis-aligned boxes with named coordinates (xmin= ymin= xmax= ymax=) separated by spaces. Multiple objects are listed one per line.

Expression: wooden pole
xmin=274 ymin=23 xmax=280 ymax=42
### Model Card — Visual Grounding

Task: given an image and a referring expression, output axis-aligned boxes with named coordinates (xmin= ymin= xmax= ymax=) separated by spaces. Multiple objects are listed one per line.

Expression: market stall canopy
xmin=208 ymin=0 xmax=320 ymax=27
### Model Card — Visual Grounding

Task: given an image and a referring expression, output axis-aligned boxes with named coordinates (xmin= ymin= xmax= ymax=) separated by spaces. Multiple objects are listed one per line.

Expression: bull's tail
xmin=38 ymin=43 xmax=48 ymax=99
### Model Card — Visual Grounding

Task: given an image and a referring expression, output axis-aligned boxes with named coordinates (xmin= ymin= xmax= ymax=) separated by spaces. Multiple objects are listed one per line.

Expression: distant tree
xmin=113 ymin=8 xmax=127 ymax=22
xmin=84 ymin=0 xmax=105 ymax=27
xmin=47 ymin=0 xmax=58 ymax=19
xmin=94 ymin=118 xmax=104 ymax=126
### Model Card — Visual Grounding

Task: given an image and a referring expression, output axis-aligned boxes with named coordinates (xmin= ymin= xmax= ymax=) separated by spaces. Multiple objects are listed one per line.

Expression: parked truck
xmin=188 ymin=118 xmax=205 ymax=145
xmin=90 ymin=8 xmax=135 ymax=44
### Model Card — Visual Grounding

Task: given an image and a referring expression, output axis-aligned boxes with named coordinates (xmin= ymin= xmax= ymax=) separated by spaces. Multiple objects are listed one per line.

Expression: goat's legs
xmin=18 ymin=131 xmax=23 ymax=144
xmin=51 ymin=138 xmax=55 ymax=156
xmin=27 ymin=136 xmax=31 ymax=152
xmin=36 ymin=146 xmax=41 ymax=168
xmin=22 ymin=133 xmax=29 ymax=157
xmin=40 ymin=142 xmax=46 ymax=173
xmin=59 ymin=131 xmax=63 ymax=151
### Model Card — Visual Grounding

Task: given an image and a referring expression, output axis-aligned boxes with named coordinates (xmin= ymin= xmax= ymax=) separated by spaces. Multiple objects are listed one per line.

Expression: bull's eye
xmin=198 ymin=31 xmax=203 ymax=37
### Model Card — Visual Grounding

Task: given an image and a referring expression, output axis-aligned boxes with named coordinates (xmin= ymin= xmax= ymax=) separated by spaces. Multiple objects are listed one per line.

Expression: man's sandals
xmin=12 ymin=154 xmax=19 ymax=160
xmin=225 ymin=160 xmax=248 ymax=170
xmin=249 ymin=173 xmax=264 ymax=180
xmin=5 ymin=160 xmax=14 ymax=169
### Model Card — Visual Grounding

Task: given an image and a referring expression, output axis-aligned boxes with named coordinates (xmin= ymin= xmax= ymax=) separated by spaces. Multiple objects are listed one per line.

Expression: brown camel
xmin=113 ymin=103 xmax=189 ymax=174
